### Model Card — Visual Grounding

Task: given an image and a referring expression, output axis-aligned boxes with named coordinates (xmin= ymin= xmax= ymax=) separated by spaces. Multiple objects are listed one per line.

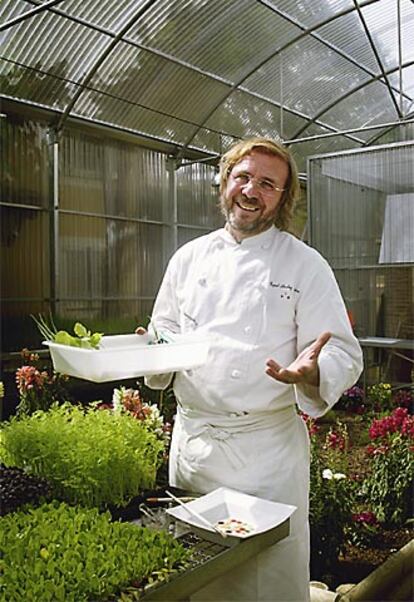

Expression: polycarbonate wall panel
xmin=1 ymin=207 xmax=50 ymax=301
xmin=58 ymin=214 xmax=169 ymax=301
xmin=87 ymin=41 xmax=230 ymax=124
xmin=1 ymin=116 xmax=222 ymax=351
xmin=0 ymin=117 xmax=49 ymax=208
xmin=267 ymin=0 xmax=354 ymax=28
xmin=0 ymin=9 xmax=109 ymax=83
xmin=177 ymin=226 xmax=213 ymax=249
xmin=127 ymin=0 xmax=300 ymax=82
xmin=322 ymin=79 xmax=400 ymax=132
xmin=245 ymin=37 xmax=372 ymax=117
xmin=308 ymin=141 xmax=414 ymax=339
xmin=177 ymin=164 xmax=222 ymax=229
xmin=205 ymin=89 xmax=305 ymax=142
xmin=361 ymin=0 xmax=414 ymax=70
xmin=60 ymin=132 xmax=169 ymax=222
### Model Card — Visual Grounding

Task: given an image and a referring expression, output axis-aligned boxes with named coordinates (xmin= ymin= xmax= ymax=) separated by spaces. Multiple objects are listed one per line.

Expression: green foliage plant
xmin=0 ymin=403 xmax=165 ymax=508
xmin=0 ymin=501 xmax=190 ymax=602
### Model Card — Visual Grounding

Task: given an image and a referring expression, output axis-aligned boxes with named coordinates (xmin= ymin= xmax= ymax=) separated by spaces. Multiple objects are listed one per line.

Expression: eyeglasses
xmin=230 ymin=171 xmax=286 ymax=195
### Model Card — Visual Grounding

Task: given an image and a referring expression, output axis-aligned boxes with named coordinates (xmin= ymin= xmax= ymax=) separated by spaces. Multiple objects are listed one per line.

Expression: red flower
xmin=352 ymin=511 xmax=378 ymax=526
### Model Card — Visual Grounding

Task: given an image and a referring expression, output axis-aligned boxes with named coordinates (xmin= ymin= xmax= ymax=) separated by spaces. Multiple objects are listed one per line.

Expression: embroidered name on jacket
xmin=269 ymin=282 xmax=300 ymax=299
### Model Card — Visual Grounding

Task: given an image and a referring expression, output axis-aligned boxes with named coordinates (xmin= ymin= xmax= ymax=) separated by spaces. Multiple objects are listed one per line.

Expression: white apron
xmin=169 ymin=404 xmax=311 ymax=602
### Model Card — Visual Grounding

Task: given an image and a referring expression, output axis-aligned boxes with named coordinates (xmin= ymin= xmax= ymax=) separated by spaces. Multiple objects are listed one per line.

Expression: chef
xmin=141 ymin=137 xmax=363 ymax=601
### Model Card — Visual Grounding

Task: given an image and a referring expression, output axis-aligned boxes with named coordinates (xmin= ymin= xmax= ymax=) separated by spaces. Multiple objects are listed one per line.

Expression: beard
xmin=222 ymin=196 xmax=278 ymax=237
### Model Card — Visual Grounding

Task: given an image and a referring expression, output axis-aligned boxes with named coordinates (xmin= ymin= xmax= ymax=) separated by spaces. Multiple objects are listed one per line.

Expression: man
xmin=141 ymin=137 xmax=363 ymax=601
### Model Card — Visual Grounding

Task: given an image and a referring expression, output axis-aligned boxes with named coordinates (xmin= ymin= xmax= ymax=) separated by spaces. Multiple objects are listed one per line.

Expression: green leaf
xmin=54 ymin=331 xmax=77 ymax=346
xmin=73 ymin=322 xmax=89 ymax=338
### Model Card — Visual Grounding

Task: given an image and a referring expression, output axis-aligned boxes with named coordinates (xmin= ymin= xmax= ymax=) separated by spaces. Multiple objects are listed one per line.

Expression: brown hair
xmin=219 ymin=137 xmax=300 ymax=231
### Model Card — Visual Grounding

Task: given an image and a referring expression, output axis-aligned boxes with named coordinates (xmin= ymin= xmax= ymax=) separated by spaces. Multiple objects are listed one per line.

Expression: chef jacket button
xmin=244 ymin=325 xmax=251 ymax=334
xmin=231 ymin=369 xmax=241 ymax=379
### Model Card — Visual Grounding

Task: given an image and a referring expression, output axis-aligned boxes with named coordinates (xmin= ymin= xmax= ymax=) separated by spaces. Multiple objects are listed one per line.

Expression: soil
xmin=332 ymin=526 xmax=413 ymax=589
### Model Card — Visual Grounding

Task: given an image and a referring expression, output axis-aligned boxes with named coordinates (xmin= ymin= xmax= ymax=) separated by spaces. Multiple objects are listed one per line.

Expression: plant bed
xmin=306 ymin=388 xmax=414 ymax=591
xmin=1 ymin=501 xmax=190 ymax=601
xmin=0 ymin=403 xmax=165 ymax=508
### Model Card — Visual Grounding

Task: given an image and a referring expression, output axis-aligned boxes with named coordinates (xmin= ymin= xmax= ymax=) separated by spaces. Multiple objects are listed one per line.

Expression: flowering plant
xmin=302 ymin=413 xmax=355 ymax=577
xmin=309 ymin=463 xmax=354 ymax=576
xmin=15 ymin=349 xmax=70 ymax=416
xmin=347 ymin=510 xmax=381 ymax=548
xmin=339 ymin=384 xmax=365 ymax=413
xmin=362 ymin=407 xmax=414 ymax=526
xmin=366 ymin=382 xmax=392 ymax=413
xmin=392 ymin=388 xmax=413 ymax=412
xmin=97 ymin=386 xmax=171 ymax=449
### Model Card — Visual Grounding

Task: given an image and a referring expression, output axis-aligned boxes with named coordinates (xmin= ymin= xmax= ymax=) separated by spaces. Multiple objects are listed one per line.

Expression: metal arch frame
xmin=291 ymin=59 xmax=414 ymax=142
xmin=6 ymin=0 xmax=384 ymax=147
xmin=5 ymin=0 xmax=408 ymax=147
xmin=1 ymin=0 xmax=412 ymax=152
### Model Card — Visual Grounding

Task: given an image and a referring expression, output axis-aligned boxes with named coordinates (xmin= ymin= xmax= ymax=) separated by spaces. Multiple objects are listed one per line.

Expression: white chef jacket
xmin=146 ymin=226 xmax=363 ymax=601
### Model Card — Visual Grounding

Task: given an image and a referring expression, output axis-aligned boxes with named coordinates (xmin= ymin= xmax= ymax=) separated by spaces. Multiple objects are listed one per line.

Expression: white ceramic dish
xmin=166 ymin=487 xmax=296 ymax=541
xmin=44 ymin=333 xmax=209 ymax=382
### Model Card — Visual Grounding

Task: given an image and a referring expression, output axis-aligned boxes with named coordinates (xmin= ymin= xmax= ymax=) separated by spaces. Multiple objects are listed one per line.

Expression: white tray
xmin=166 ymin=487 xmax=296 ymax=542
xmin=44 ymin=333 xmax=209 ymax=382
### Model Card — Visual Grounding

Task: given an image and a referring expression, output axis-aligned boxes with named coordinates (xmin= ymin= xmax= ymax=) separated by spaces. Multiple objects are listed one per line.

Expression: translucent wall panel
xmin=177 ymin=163 xmax=222 ymax=228
xmin=58 ymin=214 xmax=169 ymax=301
xmin=177 ymin=226 xmax=214 ymax=248
xmin=60 ymin=132 xmax=169 ymax=222
xmin=308 ymin=141 xmax=414 ymax=341
xmin=1 ymin=207 xmax=50 ymax=352
xmin=0 ymin=116 xmax=49 ymax=208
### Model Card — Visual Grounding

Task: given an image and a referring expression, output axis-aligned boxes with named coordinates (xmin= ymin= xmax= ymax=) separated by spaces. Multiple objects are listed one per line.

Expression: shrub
xmin=0 ymin=501 xmax=189 ymax=601
xmin=0 ymin=403 xmax=165 ymax=508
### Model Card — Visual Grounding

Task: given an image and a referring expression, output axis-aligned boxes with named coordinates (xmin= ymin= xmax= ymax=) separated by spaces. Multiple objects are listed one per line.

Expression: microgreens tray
xmin=44 ymin=333 xmax=209 ymax=382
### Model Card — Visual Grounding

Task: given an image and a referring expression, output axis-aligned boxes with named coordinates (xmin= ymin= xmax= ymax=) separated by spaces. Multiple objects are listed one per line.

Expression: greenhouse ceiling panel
xmin=1 ymin=0 xmax=413 ymax=163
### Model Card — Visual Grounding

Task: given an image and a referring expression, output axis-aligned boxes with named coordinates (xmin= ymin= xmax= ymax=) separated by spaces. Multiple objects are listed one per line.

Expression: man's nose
xmin=241 ymin=179 xmax=259 ymax=197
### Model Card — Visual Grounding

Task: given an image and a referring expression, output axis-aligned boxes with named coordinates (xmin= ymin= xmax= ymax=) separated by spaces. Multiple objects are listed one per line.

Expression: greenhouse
xmin=1 ymin=1 xmax=413 ymax=601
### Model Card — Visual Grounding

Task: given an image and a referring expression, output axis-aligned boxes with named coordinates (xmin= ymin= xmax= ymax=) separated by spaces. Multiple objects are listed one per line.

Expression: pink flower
xmin=16 ymin=366 xmax=47 ymax=394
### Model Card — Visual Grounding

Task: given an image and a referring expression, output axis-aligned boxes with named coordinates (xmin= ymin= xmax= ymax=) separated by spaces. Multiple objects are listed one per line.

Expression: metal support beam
xmin=286 ymin=116 xmax=414 ymax=144
xmin=166 ymin=156 xmax=179 ymax=258
xmin=47 ymin=128 xmax=59 ymax=317
xmin=0 ymin=0 xmax=66 ymax=32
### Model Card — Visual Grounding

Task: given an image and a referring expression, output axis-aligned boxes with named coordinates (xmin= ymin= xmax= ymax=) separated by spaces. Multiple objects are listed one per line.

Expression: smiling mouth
xmin=235 ymin=201 xmax=260 ymax=212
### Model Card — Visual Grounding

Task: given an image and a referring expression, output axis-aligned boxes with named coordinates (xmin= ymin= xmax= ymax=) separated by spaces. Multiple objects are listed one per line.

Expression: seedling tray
xmin=140 ymin=519 xmax=291 ymax=600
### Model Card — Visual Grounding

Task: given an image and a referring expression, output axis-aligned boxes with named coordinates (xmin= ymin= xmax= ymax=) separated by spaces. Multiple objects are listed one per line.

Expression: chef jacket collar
xmin=219 ymin=224 xmax=277 ymax=250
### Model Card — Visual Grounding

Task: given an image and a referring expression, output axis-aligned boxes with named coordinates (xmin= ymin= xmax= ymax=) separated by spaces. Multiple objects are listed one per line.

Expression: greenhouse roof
xmin=1 ymin=0 xmax=413 ymax=169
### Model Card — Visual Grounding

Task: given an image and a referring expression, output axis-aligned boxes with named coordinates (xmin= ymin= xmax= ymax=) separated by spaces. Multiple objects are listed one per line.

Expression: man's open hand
xmin=265 ymin=332 xmax=331 ymax=387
